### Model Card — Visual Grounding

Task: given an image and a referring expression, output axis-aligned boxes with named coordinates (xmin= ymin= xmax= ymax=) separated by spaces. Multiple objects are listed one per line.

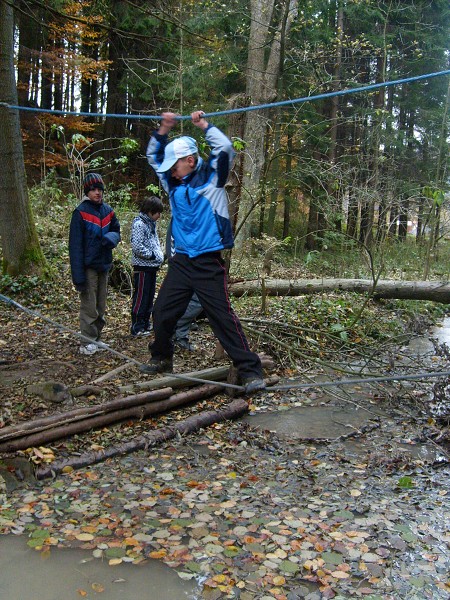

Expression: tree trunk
xmin=235 ymin=0 xmax=298 ymax=247
xmin=0 ymin=0 xmax=45 ymax=275
xmin=17 ymin=0 xmax=40 ymax=106
xmin=229 ymin=278 xmax=450 ymax=304
xmin=103 ymin=0 xmax=127 ymax=163
xmin=306 ymin=196 xmax=319 ymax=250
xmin=282 ymin=128 xmax=293 ymax=238
xmin=227 ymin=94 xmax=249 ymax=235
xmin=80 ymin=41 xmax=99 ymax=116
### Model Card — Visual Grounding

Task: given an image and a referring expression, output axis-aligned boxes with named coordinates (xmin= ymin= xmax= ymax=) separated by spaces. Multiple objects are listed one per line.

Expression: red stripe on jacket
xmin=80 ymin=210 xmax=115 ymax=229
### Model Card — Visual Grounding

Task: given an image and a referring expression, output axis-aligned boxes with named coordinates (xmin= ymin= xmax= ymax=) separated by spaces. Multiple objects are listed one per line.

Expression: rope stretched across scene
xmin=1 ymin=69 xmax=449 ymax=121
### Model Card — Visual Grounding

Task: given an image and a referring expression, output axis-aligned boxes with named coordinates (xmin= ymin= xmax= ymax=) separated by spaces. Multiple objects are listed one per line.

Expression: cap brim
xmin=156 ymin=158 xmax=178 ymax=173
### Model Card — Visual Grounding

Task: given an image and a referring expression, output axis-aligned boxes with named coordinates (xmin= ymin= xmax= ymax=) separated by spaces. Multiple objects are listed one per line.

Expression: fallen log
xmin=0 ymin=384 xmax=220 ymax=453
xmin=0 ymin=376 xmax=278 ymax=453
xmin=34 ymin=398 xmax=250 ymax=480
xmin=229 ymin=278 xmax=450 ymax=304
xmin=0 ymin=388 xmax=174 ymax=443
xmin=119 ymin=353 xmax=275 ymax=393
xmin=91 ymin=362 xmax=134 ymax=384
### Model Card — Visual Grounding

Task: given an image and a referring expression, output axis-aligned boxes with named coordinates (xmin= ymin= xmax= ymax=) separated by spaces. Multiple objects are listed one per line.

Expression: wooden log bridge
xmin=0 ymin=359 xmax=277 ymax=454
xmin=34 ymin=398 xmax=250 ymax=480
xmin=229 ymin=278 xmax=450 ymax=304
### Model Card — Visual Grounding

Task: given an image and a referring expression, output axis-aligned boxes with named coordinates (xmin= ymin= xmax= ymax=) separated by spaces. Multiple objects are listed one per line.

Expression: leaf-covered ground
xmin=1 ymin=281 xmax=449 ymax=599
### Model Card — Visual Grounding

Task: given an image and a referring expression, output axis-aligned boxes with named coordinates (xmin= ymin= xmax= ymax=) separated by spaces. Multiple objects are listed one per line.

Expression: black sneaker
xmin=243 ymin=377 xmax=266 ymax=394
xmin=139 ymin=358 xmax=173 ymax=374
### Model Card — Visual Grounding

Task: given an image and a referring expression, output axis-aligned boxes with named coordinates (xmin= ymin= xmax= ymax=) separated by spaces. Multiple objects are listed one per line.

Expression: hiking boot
xmin=242 ymin=377 xmax=266 ymax=394
xmin=80 ymin=343 xmax=98 ymax=355
xmin=139 ymin=358 xmax=173 ymax=374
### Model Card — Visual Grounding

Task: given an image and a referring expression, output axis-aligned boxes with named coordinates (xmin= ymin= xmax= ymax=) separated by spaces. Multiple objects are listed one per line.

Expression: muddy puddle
xmin=432 ymin=315 xmax=450 ymax=345
xmin=243 ymin=404 xmax=379 ymax=440
xmin=244 ymin=315 xmax=450 ymax=461
xmin=0 ymin=535 xmax=199 ymax=599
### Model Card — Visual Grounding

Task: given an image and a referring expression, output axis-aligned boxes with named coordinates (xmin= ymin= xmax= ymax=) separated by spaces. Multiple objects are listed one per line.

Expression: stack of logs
xmin=0 ymin=355 xmax=275 ymax=480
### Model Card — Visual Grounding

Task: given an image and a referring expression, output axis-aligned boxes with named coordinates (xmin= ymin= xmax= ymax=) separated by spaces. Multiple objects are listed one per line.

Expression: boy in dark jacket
xmin=69 ymin=173 xmax=121 ymax=355
xmin=144 ymin=111 xmax=265 ymax=393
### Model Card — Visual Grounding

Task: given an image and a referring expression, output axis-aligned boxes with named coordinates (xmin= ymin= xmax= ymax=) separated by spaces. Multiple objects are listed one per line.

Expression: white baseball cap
xmin=157 ymin=136 xmax=199 ymax=173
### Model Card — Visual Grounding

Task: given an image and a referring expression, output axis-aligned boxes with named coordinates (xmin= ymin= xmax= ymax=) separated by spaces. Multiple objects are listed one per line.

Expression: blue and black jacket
xmin=69 ymin=197 xmax=121 ymax=287
xmin=146 ymin=125 xmax=235 ymax=258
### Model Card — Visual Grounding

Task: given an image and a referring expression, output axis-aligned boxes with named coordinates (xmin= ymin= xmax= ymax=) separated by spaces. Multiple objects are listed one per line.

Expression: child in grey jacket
xmin=130 ymin=196 xmax=164 ymax=336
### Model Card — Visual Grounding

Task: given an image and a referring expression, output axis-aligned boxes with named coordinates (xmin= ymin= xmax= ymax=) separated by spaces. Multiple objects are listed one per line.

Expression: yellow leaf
xmin=90 ymin=444 xmax=104 ymax=451
xmin=124 ymin=537 xmax=140 ymax=546
xmin=45 ymin=537 xmax=59 ymax=546
xmin=91 ymin=583 xmax=105 ymax=593
xmin=149 ymin=550 xmax=167 ymax=559
xmin=220 ymin=500 xmax=237 ymax=508
xmin=350 ymin=489 xmax=361 ymax=497
xmin=81 ymin=526 xmax=98 ymax=534
xmin=62 ymin=466 xmax=74 ymax=473
xmin=316 ymin=569 xmax=326 ymax=577
xmin=76 ymin=533 xmax=94 ymax=541
xmin=273 ymin=576 xmax=286 ymax=585
xmin=303 ymin=559 xmax=314 ymax=570
xmin=77 ymin=590 xmax=87 ymax=597
xmin=108 ymin=558 xmax=123 ymax=565
xmin=40 ymin=548 xmax=51 ymax=560
xmin=331 ymin=570 xmax=350 ymax=579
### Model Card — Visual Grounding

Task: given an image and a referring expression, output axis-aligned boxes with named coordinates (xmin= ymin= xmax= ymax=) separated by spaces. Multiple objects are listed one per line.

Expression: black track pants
xmin=150 ymin=252 xmax=262 ymax=381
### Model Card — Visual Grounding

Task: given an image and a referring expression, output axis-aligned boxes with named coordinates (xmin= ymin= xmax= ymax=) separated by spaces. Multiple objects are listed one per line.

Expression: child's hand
xmin=159 ymin=112 xmax=178 ymax=134
xmin=192 ymin=110 xmax=208 ymax=130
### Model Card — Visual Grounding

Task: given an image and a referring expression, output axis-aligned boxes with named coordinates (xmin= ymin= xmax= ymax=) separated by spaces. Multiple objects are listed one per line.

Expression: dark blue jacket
xmin=69 ymin=197 xmax=121 ymax=286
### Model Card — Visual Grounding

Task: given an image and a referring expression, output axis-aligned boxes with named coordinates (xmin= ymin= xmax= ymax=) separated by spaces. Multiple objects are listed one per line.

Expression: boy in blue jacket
xmin=145 ymin=111 xmax=265 ymax=393
xmin=69 ymin=173 xmax=121 ymax=355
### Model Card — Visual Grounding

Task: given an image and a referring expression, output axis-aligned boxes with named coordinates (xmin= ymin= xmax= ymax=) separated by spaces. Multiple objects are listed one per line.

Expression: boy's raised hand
xmin=192 ymin=110 xmax=208 ymax=130
xmin=159 ymin=112 xmax=178 ymax=135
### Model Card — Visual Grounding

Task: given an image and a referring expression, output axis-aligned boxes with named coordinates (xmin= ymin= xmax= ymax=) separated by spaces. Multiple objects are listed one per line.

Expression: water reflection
xmin=432 ymin=316 xmax=450 ymax=345
xmin=0 ymin=535 xmax=199 ymax=600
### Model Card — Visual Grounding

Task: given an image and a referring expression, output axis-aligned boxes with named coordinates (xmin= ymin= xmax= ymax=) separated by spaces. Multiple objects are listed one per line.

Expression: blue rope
xmin=1 ymin=69 xmax=449 ymax=121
